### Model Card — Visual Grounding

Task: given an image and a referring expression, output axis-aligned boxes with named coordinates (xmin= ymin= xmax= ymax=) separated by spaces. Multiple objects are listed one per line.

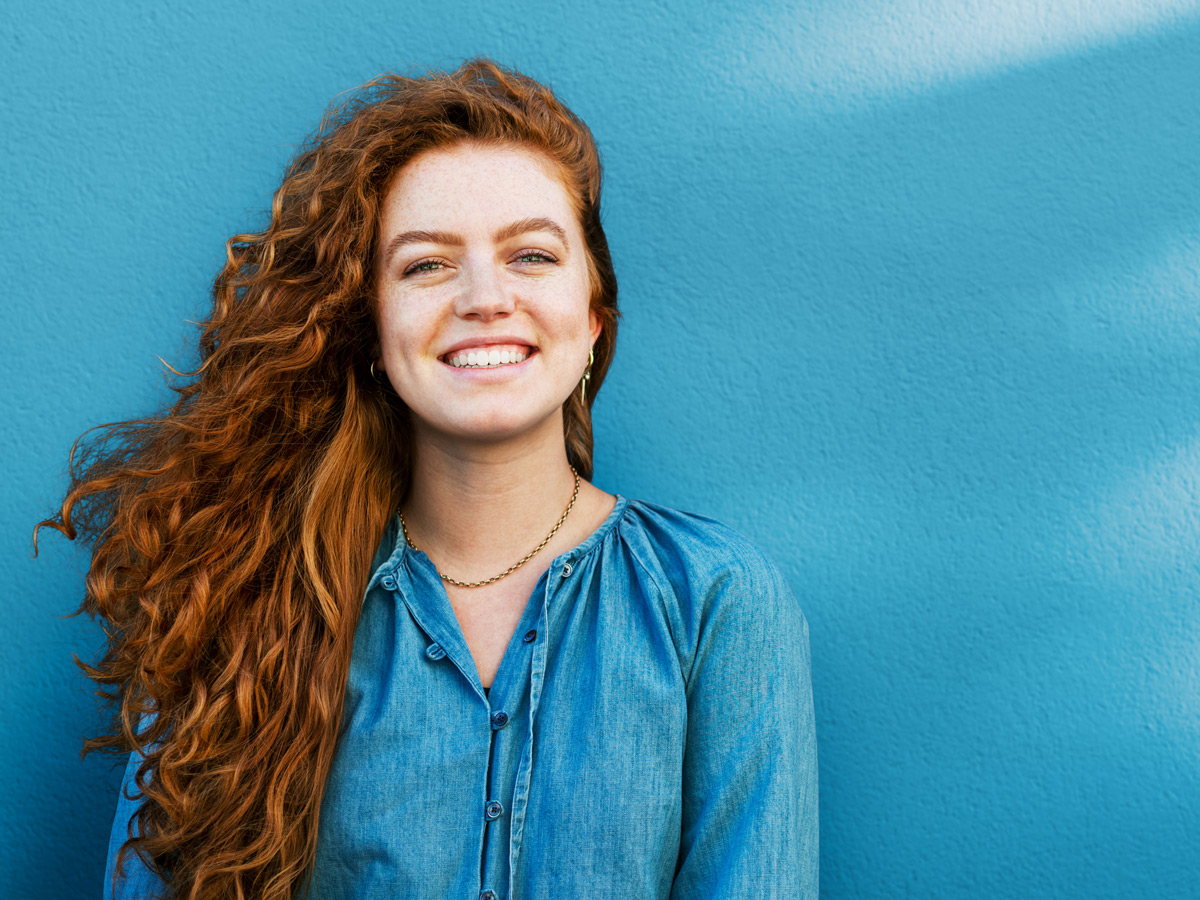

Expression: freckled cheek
xmin=378 ymin=340 xmax=425 ymax=388
xmin=529 ymin=278 xmax=592 ymax=334
xmin=377 ymin=299 xmax=439 ymax=363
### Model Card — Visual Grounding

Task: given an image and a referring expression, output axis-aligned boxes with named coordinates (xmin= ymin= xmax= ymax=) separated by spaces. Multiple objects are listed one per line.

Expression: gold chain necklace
xmin=398 ymin=467 xmax=581 ymax=588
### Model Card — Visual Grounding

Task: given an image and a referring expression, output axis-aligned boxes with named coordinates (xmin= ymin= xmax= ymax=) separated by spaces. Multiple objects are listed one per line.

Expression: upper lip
xmin=440 ymin=336 xmax=537 ymax=358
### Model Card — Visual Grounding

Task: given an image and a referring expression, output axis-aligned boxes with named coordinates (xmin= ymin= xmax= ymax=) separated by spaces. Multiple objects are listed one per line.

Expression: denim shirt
xmin=105 ymin=496 xmax=818 ymax=899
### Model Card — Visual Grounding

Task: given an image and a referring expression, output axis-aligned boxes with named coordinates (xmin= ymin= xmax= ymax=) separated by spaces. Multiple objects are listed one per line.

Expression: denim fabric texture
xmin=105 ymin=496 xmax=818 ymax=899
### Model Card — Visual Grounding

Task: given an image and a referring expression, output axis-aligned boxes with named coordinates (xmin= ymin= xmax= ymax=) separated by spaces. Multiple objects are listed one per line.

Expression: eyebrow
xmin=383 ymin=216 xmax=569 ymax=264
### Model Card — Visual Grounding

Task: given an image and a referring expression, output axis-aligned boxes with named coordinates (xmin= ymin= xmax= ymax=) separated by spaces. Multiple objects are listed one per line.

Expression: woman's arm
xmin=104 ymin=748 xmax=171 ymax=900
xmin=669 ymin=554 xmax=819 ymax=899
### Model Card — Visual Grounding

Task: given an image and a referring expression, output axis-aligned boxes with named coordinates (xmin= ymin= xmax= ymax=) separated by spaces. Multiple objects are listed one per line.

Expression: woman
xmin=41 ymin=59 xmax=817 ymax=899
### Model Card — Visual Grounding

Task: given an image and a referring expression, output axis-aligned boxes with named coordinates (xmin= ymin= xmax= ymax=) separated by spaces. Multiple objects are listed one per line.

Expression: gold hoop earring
xmin=580 ymin=347 xmax=594 ymax=405
xmin=370 ymin=361 xmax=386 ymax=383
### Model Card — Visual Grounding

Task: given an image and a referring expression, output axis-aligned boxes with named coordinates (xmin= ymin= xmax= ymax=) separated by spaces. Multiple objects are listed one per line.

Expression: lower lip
xmin=440 ymin=349 xmax=537 ymax=378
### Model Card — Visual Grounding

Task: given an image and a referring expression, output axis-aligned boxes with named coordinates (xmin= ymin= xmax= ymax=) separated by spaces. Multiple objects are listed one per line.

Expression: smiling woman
xmin=37 ymin=59 xmax=817 ymax=900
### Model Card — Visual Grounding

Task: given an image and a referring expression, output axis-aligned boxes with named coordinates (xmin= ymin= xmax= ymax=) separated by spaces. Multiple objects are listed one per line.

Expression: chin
xmin=435 ymin=410 xmax=560 ymax=445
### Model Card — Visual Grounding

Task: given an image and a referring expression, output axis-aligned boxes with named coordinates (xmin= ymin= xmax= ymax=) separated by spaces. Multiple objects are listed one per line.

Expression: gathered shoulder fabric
xmin=104 ymin=495 xmax=818 ymax=899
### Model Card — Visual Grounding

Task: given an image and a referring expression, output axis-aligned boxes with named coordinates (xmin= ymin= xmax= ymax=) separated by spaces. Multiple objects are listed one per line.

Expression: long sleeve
xmin=104 ymin=748 xmax=171 ymax=900
xmin=669 ymin=553 xmax=819 ymax=899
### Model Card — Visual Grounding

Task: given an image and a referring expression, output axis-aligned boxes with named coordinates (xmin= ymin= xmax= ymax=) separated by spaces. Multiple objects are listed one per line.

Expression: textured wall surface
xmin=3 ymin=1 xmax=1199 ymax=897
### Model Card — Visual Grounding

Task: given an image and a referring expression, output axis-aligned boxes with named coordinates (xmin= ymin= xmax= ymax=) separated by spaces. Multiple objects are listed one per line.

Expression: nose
xmin=455 ymin=259 xmax=516 ymax=321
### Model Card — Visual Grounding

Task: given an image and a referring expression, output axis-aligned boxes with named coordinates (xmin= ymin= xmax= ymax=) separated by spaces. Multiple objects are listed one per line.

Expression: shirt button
xmin=425 ymin=643 xmax=446 ymax=660
xmin=522 ymin=629 xmax=537 ymax=643
xmin=561 ymin=562 xmax=573 ymax=577
xmin=380 ymin=575 xmax=397 ymax=591
xmin=485 ymin=800 xmax=503 ymax=820
xmin=490 ymin=710 xmax=509 ymax=729
xmin=479 ymin=892 xmax=497 ymax=900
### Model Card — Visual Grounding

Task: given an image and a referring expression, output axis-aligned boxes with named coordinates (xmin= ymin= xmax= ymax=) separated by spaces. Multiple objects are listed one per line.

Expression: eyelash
xmin=403 ymin=258 xmax=446 ymax=276
xmin=401 ymin=250 xmax=558 ymax=277
xmin=514 ymin=250 xmax=558 ymax=265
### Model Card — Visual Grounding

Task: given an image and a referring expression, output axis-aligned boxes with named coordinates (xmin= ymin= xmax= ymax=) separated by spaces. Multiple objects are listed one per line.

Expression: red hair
xmin=37 ymin=58 xmax=619 ymax=900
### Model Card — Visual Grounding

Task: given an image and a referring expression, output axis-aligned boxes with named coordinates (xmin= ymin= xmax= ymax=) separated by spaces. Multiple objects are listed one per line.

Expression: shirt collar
xmin=368 ymin=493 xmax=631 ymax=590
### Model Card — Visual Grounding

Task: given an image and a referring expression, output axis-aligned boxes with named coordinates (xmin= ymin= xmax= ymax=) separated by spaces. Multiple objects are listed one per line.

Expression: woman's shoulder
xmin=616 ymin=496 xmax=794 ymax=600
xmin=614 ymin=497 xmax=808 ymax=678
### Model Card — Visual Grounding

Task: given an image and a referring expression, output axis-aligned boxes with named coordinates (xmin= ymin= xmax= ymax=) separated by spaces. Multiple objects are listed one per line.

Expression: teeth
xmin=447 ymin=348 xmax=530 ymax=368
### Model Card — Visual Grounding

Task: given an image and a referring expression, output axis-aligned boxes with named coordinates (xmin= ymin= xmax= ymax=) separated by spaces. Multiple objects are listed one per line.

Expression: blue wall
xmin=4 ymin=1 xmax=1198 ymax=897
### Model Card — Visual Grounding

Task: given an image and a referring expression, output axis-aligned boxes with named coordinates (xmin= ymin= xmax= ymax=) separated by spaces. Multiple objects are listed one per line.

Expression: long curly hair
xmin=36 ymin=58 xmax=619 ymax=900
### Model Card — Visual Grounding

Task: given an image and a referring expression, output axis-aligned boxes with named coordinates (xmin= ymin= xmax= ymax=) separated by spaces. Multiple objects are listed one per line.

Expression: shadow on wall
xmin=609 ymin=18 xmax=1200 ymax=900
xmin=789 ymin=23 xmax=1200 ymax=900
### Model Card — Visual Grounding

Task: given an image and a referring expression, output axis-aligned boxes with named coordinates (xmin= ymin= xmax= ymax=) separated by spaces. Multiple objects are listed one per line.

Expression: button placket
xmin=508 ymin=597 xmax=548 ymax=867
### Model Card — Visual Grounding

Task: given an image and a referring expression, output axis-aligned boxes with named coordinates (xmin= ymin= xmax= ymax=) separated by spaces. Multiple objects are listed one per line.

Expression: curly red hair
xmin=37 ymin=58 xmax=619 ymax=900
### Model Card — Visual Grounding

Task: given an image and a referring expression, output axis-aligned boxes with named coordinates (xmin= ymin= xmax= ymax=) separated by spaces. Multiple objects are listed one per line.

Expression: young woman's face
xmin=375 ymin=143 xmax=599 ymax=450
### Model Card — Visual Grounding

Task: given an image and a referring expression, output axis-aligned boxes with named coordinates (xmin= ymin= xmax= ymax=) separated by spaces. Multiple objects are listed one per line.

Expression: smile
xmin=442 ymin=344 xmax=535 ymax=369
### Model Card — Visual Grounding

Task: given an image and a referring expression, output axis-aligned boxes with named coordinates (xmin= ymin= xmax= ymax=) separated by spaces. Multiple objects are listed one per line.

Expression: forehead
xmin=379 ymin=143 xmax=580 ymax=233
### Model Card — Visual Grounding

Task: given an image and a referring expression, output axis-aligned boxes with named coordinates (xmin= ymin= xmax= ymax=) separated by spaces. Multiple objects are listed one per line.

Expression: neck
xmin=402 ymin=419 xmax=581 ymax=581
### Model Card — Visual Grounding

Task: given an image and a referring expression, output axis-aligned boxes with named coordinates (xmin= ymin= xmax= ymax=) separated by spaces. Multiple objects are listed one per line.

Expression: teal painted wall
xmin=4 ymin=1 xmax=1199 ymax=897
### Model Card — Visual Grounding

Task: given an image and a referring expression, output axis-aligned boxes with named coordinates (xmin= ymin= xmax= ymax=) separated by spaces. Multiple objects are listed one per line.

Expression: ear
xmin=588 ymin=308 xmax=602 ymax=344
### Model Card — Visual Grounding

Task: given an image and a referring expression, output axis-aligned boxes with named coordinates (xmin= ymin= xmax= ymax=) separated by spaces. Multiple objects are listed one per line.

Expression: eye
xmin=512 ymin=250 xmax=558 ymax=265
xmin=403 ymin=257 xmax=448 ymax=276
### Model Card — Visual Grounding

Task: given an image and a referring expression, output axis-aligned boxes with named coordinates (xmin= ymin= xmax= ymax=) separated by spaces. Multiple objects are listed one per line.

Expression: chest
xmin=321 ymin=559 xmax=690 ymax=899
xmin=444 ymin=571 xmax=544 ymax=689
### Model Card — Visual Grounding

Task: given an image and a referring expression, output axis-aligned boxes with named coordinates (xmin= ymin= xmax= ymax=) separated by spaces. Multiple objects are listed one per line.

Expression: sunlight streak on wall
xmin=1056 ymin=223 xmax=1200 ymax=356
xmin=740 ymin=0 xmax=1200 ymax=111
xmin=1079 ymin=431 xmax=1200 ymax=582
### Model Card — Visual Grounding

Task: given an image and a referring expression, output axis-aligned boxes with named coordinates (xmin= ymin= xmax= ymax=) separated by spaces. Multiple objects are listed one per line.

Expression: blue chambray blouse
xmin=105 ymin=496 xmax=818 ymax=899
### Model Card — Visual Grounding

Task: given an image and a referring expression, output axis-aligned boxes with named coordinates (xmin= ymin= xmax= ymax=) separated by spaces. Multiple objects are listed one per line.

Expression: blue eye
xmin=404 ymin=258 xmax=445 ymax=276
